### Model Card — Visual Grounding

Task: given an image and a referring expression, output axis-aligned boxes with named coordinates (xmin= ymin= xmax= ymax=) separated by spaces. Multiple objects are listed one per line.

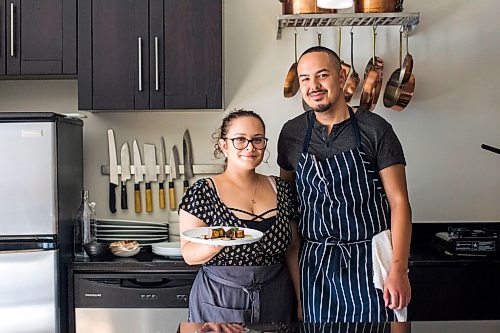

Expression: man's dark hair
xmin=298 ymin=46 xmax=341 ymax=71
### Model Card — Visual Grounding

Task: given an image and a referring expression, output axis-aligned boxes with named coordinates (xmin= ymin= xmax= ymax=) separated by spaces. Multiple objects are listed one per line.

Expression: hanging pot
xmin=336 ymin=27 xmax=352 ymax=90
xmin=280 ymin=0 xmax=336 ymax=14
xmin=398 ymin=32 xmax=414 ymax=85
xmin=360 ymin=27 xmax=384 ymax=111
xmin=354 ymin=0 xmax=404 ymax=13
xmin=343 ymin=29 xmax=360 ymax=103
xmin=383 ymin=31 xmax=415 ymax=111
xmin=284 ymin=32 xmax=300 ymax=98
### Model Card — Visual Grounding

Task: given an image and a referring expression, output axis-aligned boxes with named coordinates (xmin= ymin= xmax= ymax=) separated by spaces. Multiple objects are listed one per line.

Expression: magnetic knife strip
xmin=101 ymin=164 xmax=224 ymax=176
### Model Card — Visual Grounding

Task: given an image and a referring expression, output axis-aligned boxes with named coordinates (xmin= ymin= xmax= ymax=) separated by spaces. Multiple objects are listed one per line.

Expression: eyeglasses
xmin=225 ymin=137 xmax=268 ymax=150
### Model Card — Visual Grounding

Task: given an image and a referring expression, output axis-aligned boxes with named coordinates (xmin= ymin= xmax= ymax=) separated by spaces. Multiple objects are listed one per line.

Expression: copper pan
xmin=398 ymin=32 xmax=413 ymax=85
xmin=383 ymin=31 xmax=415 ymax=111
xmin=336 ymin=27 xmax=351 ymax=90
xmin=383 ymin=70 xmax=415 ymax=111
xmin=391 ymin=73 xmax=415 ymax=111
xmin=284 ymin=32 xmax=299 ymax=98
xmin=280 ymin=0 xmax=336 ymax=14
xmin=360 ymin=28 xmax=384 ymax=111
xmin=354 ymin=0 xmax=404 ymax=13
xmin=343 ymin=29 xmax=359 ymax=103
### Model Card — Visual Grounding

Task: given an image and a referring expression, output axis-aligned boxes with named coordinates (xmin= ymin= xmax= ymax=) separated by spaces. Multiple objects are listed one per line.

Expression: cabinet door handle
xmin=138 ymin=37 xmax=142 ymax=92
xmin=154 ymin=37 xmax=159 ymax=91
xmin=10 ymin=3 xmax=14 ymax=57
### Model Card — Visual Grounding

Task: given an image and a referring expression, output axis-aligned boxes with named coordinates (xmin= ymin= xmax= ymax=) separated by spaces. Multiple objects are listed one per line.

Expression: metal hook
xmin=303 ymin=27 xmax=308 ymax=32
xmin=350 ymin=26 xmax=354 ymax=34
xmin=293 ymin=27 xmax=298 ymax=34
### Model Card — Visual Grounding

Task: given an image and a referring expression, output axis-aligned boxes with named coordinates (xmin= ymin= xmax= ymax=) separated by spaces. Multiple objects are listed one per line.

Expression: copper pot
xmin=280 ymin=0 xmax=336 ymax=14
xmin=354 ymin=0 xmax=404 ymax=13
xmin=360 ymin=56 xmax=384 ymax=111
xmin=284 ymin=33 xmax=300 ymax=98
xmin=343 ymin=30 xmax=359 ymax=103
xmin=384 ymin=71 xmax=415 ymax=111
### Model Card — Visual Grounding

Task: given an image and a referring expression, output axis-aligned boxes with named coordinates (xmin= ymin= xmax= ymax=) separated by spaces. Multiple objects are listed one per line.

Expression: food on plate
xmin=109 ymin=240 xmax=140 ymax=252
xmin=201 ymin=227 xmax=247 ymax=240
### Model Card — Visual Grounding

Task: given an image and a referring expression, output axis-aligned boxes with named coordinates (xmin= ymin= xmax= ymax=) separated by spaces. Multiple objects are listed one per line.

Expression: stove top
xmin=433 ymin=227 xmax=499 ymax=257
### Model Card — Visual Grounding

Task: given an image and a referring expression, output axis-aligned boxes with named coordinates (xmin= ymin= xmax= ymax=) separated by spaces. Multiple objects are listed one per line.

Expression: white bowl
xmin=112 ymin=248 xmax=140 ymax=257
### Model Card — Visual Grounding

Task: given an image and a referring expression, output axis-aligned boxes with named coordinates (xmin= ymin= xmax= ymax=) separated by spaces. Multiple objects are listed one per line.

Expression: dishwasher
xmin=74 ymin=272 xmax=196 ymax=333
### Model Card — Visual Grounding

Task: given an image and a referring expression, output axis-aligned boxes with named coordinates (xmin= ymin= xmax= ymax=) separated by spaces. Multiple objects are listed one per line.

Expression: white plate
xmin=97 ymin=224 xmax=168 ymax=230
xmin=97 ymin=237 xmax=168 ymax=244
xmin=96 ymin=234 xmax=167 ymax=239
xmin=182 ymin=227 xmax=263 ymax=246
xmin=98 ymin=219 xmax=168 ymax=228
xmin=96 ymin=230 xmax=168 ymax=235
xmin=151 ymin=242 xmax=181 ymax=256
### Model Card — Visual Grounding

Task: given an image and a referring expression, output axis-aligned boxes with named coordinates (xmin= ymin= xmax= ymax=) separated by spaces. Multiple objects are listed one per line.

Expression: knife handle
xmin=134 ymin=183 xmax=142 ymax=213
xmin=121 ymin=182 xmax=128 ymax=210
xmin=169 ymin=181 xmax=176 ymax=210
xmin=159 ymin=182 xmax=165 ymax=209
xmin=146 ymin=182 xmax=153 ymax=213
xmin=109 ymin=183 xmax=117 ymax=213
xmin=183 ymin=180 xmax=189 ymax=194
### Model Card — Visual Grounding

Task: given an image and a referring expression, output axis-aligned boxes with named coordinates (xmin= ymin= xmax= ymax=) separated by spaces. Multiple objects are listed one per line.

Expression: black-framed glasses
xmin=225 ymin=137 xmax=268 ymax=150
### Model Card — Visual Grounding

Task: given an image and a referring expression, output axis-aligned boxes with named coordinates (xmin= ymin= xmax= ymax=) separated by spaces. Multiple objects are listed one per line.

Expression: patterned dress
xmin=179 ymin=176 xmax=299 ymax=323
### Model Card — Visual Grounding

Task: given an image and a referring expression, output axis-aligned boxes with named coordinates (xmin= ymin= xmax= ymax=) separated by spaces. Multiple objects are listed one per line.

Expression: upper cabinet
xmin=78 ymin=0 xmax=223 ymax=111
xmin=0 ymin=0 xmax=77 ymax=76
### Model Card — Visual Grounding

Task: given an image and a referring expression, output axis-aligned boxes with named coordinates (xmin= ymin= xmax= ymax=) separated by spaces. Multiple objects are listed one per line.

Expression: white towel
xmin=372 ymin=229 xmax=407 ymax=322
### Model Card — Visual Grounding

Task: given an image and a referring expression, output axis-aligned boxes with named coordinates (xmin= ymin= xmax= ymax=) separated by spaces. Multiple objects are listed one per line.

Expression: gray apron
xmin=189 ymin=263 xmax=294 ymax=323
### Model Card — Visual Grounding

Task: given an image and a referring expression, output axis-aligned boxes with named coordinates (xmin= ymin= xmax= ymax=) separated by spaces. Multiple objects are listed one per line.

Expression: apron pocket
xmin=201 ymin=302 xmax=251 ymax=323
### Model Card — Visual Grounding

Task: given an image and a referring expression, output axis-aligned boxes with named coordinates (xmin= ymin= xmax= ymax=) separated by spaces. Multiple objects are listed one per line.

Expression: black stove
xmin=433 ymin=227 xmax=500 ymax=257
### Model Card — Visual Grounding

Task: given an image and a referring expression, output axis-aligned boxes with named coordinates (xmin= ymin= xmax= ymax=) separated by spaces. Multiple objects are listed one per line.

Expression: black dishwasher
xmin=74 ymin=272 xmax=196 ymax=333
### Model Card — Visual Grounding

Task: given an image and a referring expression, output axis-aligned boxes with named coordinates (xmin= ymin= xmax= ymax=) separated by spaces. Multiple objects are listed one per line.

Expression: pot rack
xmin=276 ymin=12 xmax=420 ymax=39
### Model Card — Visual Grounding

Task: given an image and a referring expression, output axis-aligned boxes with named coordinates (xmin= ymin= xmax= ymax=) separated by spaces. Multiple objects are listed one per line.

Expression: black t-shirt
xmin=277 ymin=107 xmax=406 ymax=172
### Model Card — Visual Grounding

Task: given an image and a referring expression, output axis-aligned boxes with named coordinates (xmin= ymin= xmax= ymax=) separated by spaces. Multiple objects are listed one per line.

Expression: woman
xmin=179 ymin=110 xmax=301 ymax=324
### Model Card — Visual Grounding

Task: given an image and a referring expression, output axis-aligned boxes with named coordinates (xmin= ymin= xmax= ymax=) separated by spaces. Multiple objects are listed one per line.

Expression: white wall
xmin=0 ymin=0 xmax=499 ymax=226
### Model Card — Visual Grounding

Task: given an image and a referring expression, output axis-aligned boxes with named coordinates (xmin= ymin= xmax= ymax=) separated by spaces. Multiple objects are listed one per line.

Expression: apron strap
xmin=308 ymin=239 xmax=371 ymax=283
xmin=302 ymin=111 xmax=315 ymax=153
xmin=348 ymin=107 xmax=362 ymax=148
xmin=201 ymin=264 xmax=283 ymax=323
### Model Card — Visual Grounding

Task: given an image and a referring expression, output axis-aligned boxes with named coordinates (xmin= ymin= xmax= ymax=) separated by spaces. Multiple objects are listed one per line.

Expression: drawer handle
xmin=154 ymin=37 xmax=159 ymax=91
xmin=176 ymin=294 xmax=188 ymax=302
xmin=138 ymin=37 xmax=142 ymax=92
xmin=10 ymin=3 xmax=15 ymax=57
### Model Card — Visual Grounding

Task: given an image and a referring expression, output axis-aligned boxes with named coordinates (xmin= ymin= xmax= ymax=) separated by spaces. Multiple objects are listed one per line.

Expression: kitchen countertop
xmin=70 ymin=247 xmax=199 ymax=273
xmin=70 ymin=222 xmax=500 ymax=272
xmin=177 ymin=320 xmax=500 ymax=333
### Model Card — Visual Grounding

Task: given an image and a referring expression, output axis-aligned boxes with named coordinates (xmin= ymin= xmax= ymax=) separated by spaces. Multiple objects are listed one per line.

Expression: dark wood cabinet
xmin=0 ymin=0 xmax=76 ymax=76
xmin=78 ymin=0 xmax=222 ymax=111
xmin=408 ymin=262 xmax=500 ymax=321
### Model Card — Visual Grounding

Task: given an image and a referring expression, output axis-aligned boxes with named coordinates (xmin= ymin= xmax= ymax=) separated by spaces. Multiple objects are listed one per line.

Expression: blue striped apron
xmin=296 ymin=108 xmax=395 ymax=323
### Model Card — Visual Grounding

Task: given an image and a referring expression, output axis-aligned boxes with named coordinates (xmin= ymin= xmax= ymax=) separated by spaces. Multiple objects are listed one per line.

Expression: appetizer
xmin=201 ymin=227 xmax=246 ymax=240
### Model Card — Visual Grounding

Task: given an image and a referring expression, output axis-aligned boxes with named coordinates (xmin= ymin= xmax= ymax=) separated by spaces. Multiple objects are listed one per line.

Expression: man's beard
xmin=311 ymin=102 xmax=331 ymax=113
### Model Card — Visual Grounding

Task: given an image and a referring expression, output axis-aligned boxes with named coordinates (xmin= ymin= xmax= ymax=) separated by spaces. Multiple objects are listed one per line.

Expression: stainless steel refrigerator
xmin=0 ymin=113 xmax=83 ymax=333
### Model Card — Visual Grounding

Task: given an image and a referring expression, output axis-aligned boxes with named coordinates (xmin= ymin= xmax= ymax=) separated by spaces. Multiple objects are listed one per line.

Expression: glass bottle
xmin=74 ymin=190 xmax=96 ymax=258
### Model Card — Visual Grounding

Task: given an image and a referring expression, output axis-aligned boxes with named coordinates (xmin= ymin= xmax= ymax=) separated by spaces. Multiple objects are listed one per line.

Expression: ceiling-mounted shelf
xmin=276 ymin=12 xmax=420 ymax=39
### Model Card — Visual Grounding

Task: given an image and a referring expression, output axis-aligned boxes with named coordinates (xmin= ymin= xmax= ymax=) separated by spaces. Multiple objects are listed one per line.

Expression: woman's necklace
xmin=250 ymin=174 xmax=259 ymax=205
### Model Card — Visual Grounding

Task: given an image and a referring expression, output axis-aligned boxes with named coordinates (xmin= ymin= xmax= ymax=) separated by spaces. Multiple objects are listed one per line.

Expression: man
xmin=278 ymin=46 xmax=412 ymax=323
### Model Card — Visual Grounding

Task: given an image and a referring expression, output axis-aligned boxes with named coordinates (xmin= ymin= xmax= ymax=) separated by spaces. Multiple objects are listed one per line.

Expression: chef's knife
xmin=182 ymin=129 xmax=194 ymax=193
xmin=169 ymin=145 xmax=180 ymax=210
xmin=120 ymin=142 xmax=131 ymax=210
xmin=144 ymin=144 xmax=157 ymax=213
xmin=133 ymin=140 xmax=144 ymax=213
xmin=158 ymin=137 xmax=167 ymax=209
xmin=107 ymin=129 xmax=119 ymax=213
